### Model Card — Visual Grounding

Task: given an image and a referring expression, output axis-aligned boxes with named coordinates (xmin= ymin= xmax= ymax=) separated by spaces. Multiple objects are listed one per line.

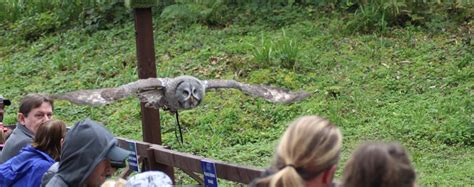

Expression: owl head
xmin=166 ymin=76 xmax=205 ymax=111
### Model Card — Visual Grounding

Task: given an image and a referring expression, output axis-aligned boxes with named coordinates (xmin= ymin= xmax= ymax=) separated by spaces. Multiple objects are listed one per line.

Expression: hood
xmin=56 ymin=118 xmax=118 ymax=186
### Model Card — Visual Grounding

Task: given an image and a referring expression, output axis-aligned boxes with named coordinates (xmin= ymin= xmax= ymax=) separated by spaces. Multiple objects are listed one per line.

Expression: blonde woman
xmin=251 ymin=115 xmax=343 ymax=187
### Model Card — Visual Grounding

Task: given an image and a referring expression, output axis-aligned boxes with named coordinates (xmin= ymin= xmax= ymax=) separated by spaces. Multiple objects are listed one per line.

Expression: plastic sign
xmin=127 ymin=140 xmax=140 ymax=172
xmin=201 ymin=160 xmax=218 ymax=187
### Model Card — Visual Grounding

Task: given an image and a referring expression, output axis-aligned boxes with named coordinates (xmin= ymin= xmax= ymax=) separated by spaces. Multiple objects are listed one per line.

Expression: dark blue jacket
xmin=0 ymin=145 xmax=55 ymax=187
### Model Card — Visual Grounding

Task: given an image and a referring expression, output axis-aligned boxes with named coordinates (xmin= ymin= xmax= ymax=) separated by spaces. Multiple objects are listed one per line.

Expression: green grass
xmin=0 ymin=6 xmax=473 ymax=186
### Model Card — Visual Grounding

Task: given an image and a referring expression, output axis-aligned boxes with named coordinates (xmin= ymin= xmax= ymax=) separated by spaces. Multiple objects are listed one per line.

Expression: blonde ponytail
xmin=253 ymin=115 xmax=343 ymax=187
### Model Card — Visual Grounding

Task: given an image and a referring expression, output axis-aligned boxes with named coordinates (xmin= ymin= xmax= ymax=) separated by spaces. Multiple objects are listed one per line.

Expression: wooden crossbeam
xmin=117 ymin=138 xmax=151 ymax=156
xmin=149 ymin=144 xmax=263 ymax=184
xmin=116 ymin=138 xmax=264 ymax=184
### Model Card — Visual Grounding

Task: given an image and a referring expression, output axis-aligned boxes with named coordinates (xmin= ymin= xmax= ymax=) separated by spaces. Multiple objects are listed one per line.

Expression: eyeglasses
xmin=33 ymin=112 xmax=53 ymax=120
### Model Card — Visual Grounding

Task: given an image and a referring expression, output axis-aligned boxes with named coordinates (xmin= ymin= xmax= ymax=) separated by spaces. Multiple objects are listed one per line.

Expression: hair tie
xmin=287 ymin=164 xmax=296 ymax=168
xmin=279 ymin=164 xmax=296 ymax=170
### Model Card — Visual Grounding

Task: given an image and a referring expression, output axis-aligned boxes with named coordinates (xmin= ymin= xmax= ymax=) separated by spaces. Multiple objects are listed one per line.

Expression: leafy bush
xmin=160 ymin=3 xmax=198 ymax=25
xmin=346 ymin=4 xmax=388 ymax=34
xmin=79 ymin=1 xmax=129 ymax=32
xmin=1 ymin=0 xmax=130 ymax=40
xmin=159 ymin=0 xmax=231 ymax=29
xmin=12 ymin=12 xmax=62 ymax=41
xmin=345 ymin=0 xmax=473 ymax=34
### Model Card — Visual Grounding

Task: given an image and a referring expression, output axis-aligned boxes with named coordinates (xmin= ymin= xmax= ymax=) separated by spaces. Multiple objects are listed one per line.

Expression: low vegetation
xmin=0 ymin=0 xmax=472 ymax=186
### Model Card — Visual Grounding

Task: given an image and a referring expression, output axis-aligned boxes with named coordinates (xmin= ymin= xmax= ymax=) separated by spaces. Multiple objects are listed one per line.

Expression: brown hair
xmin=254 ymin=115 xmax=343 ymax=187
xmin=32 ymin=120 xmax=67 ymax=160
xmin=342 ymin=142 xmax=416 ymax=187
xmin=19 ymin=94 xmax=54 ymax=117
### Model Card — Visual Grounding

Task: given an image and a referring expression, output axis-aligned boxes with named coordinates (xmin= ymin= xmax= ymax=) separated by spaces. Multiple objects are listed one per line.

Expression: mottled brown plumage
xmin=50 ymin=75 xmax=310 ymax=112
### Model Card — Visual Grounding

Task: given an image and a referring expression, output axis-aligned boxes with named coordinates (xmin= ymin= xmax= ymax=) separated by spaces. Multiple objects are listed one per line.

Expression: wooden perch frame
xmin=116 ymin=137 xmax=264 ymax=184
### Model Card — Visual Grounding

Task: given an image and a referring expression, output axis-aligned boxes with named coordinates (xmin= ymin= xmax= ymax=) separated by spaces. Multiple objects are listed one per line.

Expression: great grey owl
xmin=50 ymin=75 xmax=310 ymax=113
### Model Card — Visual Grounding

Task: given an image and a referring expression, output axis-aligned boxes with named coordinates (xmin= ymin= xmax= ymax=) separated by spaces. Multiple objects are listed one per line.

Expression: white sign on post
xmin=201 ymin=160 xmax=218 ymax=187
xmin=127 ymin=140 xmax=140 ymax=172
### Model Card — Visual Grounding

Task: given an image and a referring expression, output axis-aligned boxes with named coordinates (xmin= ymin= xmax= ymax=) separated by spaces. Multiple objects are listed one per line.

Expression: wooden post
xmin=134 ymin=7 xmax=161 ymax=146
xmin=127 ymin=0 xmax=175 ymax=182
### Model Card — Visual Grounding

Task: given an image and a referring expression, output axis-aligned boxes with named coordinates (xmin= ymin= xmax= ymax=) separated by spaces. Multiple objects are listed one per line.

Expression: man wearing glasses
xmin=0 ymin=94 xmax=54 ymax=163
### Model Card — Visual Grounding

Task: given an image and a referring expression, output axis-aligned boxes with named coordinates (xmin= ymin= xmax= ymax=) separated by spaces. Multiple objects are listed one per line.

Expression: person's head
xmin=32 ymin=120 xmax=67 ymax=160
xmin=17 ymin=94 xmax=54 ymax=134
xmin=256 ymin=115 xmax=343 ymax=187
xmin=101 ymin=178 xmax=127 ymax=187
xmin=57 ymin=119 xmax=130 ymax=187
xmin=124 ymin=171 xmax=173 ymax=187
xmin=341 ymin=142 xmax=416 ymax=187
xmin=0 ymin=95 xmax=11 ymax=122
xmin=86 ymin=159 xmax=117 ymax=187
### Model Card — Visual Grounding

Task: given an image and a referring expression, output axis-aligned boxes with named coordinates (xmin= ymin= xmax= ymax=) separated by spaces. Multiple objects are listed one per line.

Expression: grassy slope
xmin=0 ymin=7 xmax=472 ymax=186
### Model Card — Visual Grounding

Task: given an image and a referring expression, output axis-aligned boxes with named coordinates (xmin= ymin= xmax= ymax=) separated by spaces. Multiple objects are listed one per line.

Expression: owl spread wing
xmin=50 ymin=78 xmax=168 ymax=106
xmin=203 ymin=80 xmax=310 ymax=104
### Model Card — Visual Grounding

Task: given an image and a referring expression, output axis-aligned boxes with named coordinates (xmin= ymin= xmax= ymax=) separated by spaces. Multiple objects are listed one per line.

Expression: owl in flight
xmin=51 ymin=75 xmax=310 ymax=112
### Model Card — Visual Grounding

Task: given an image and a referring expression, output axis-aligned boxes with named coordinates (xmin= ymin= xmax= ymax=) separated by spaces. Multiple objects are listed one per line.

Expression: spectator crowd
xmin=0 ymin=94 xmax=416 ymax=187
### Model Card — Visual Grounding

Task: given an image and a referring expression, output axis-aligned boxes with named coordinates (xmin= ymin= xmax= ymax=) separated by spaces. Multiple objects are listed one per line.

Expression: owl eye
xmin=192 ymin=89 xmax=197 ymax=95
xmin=182 ymin=90 xmax=189 ymax=96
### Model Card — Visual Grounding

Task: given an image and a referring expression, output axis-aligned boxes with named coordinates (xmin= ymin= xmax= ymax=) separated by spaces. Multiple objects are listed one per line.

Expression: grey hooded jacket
xmin=0 ymin=122 xmax=34 ymax=163
xmin=41 ymin=162 xmax=59 ymax=187
xmin=45 ymin=119 xmax=120 ymax=187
